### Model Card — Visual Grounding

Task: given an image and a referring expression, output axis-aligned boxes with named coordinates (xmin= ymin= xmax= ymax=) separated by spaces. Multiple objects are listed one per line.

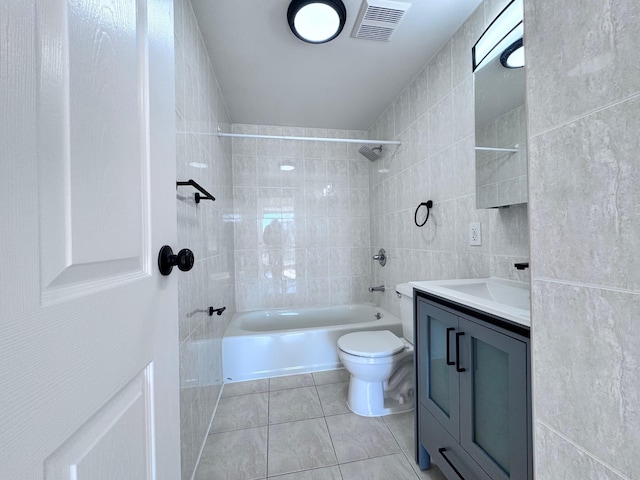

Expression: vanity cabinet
xmin=414 ymin=291 xmax=532 ymax=480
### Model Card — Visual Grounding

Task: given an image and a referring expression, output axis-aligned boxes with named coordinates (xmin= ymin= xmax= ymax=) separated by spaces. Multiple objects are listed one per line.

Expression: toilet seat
xmin=337 ymin=330 xmax=405 ymax=358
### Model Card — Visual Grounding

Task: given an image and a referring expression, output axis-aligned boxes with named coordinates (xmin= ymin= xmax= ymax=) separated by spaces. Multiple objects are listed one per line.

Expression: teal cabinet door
xmin=417 ymin=299 xmax=460 ymax=439
xmin=459 ymin=318 xmax=529 ymax=480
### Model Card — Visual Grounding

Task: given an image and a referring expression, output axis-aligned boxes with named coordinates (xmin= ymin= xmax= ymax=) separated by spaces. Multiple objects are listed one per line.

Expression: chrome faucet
xmin=369 ymin=285 xmax=385 ymax=293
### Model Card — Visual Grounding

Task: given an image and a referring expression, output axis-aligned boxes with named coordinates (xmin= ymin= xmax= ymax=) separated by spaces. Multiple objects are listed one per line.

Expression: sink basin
xmin=442 ymin=281 xmax=530 ymax=310
xmin=410 ymin=277 xmax=530 ymax=327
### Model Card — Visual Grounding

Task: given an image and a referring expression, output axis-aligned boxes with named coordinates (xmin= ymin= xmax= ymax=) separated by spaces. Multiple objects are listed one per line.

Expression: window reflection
xmin=260 ymin=213 xmax=298 ymax=280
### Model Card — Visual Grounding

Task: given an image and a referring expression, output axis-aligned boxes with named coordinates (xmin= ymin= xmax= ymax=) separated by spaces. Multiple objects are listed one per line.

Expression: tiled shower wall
xmin=232 ymin=125 xmax=375 ymax=310
xmin=174 ymin=1 xmax=236 ymax=478
xmin=368 ymin=0 xmax=530 ymax=317
xmin=526 ymin=0 xmax=640 ymax=478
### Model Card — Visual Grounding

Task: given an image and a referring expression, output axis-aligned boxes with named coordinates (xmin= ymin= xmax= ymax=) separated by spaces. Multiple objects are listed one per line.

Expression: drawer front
xmin=420 ymin=405 xmax=491 ymax=480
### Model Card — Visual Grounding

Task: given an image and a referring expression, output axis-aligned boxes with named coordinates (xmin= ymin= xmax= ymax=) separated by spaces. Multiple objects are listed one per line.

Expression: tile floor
xmin=194 ymin=369 xmax=447 ymax=480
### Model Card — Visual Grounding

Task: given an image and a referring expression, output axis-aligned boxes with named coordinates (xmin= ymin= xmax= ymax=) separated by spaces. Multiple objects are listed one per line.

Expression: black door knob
xmin=158 ymin=245 xmax=194 ymax=275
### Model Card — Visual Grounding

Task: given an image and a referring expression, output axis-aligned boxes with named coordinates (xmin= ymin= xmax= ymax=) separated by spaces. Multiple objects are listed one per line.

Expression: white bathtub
xmin=223 ymin=304 xmax=402 ymax=382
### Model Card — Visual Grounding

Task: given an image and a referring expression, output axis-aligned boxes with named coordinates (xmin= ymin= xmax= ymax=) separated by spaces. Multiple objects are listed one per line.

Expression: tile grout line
xmin=314 ymin=372 xmax=345 ymax=478
xmin=321 ymin=410 xmax=344 ymax=478
xmin=537 ymin=420 xmax=631 ymax=480
xmin=190 ymin=384 xmax=225 ymax=480
xmin=266 ymin=377 xmax=271 ymax=479
xmin=313 ymin=376 xmax=329 ymax=419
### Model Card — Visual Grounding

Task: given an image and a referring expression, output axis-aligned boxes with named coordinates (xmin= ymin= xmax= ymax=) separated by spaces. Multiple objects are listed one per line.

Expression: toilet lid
xmin=338 ymin=330 xmax=405 ymax=358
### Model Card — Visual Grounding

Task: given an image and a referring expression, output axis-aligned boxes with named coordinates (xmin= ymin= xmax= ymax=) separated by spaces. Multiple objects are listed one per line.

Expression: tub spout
xmin=369 ymin=285 xmax=385 ymax=293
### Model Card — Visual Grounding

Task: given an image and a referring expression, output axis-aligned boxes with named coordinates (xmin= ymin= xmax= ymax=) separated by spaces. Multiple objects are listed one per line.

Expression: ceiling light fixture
xmin=500 ymin=38 xmax=524 ymax=68
xmin=287 ymin=0 xmax=347 ymax=44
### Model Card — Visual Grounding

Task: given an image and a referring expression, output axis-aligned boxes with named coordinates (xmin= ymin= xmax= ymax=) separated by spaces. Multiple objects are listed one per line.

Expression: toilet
xmin=337 ymin=283 xmax=415 ymax=416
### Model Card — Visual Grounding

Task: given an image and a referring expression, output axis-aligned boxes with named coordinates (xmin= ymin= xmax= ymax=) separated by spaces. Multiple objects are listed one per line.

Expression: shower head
xmin=358 ymin=145 xmax=383 ymax=161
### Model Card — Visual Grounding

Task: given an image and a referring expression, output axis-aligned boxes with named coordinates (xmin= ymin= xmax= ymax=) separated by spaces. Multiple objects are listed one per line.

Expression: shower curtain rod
xmin=217 ymin=131 xmax=401 ymax=146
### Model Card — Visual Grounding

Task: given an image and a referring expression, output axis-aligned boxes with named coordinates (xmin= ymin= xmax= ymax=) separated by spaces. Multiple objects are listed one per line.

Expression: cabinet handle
xmin=446 ymin=328 xmax=455 ymax=366
xmin=455 ymin=332 xmax=466 ymax=372
xmin=438 ymin=448 xmax=466 ymax=480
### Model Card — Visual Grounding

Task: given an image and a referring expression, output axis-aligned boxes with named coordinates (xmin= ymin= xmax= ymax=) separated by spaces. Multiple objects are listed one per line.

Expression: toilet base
xmin=347 ymin=376 xmax=414 ymax=417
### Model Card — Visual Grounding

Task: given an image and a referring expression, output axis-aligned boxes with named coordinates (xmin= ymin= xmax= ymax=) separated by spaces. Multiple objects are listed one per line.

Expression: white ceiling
xmin=191 ymin=0 xmax=482 ymax=131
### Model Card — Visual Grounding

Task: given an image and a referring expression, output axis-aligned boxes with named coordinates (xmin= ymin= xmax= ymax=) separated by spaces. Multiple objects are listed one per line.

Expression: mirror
xmin=473 ymin=0 xmax=527 ymax=209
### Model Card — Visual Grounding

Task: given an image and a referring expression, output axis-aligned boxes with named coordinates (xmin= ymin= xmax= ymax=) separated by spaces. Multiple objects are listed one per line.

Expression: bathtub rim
xmin=225 ymin=302 xmax=392 ymax=335
xmin=222 ymin=303 xmax=404 ymax=382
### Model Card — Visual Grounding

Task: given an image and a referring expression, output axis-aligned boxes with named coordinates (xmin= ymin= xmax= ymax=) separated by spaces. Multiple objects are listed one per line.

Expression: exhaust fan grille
xmin=352 ymin=0 xmax=411 ymax=42
xmin=364 ymin=6 xmax=405 ymax=23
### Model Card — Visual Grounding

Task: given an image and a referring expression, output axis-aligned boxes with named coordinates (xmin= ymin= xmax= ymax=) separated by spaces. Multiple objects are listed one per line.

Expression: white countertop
xmin=410 ymin=277 xmax=531 ymax=328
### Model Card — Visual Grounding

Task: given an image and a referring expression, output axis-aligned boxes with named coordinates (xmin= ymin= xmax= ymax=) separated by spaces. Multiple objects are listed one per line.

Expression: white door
xmin=0 ymin=0 xmax=180 ymax=479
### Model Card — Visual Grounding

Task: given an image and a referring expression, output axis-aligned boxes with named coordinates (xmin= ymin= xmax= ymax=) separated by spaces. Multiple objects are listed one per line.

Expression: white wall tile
xmin=452 ymin=76 xmax=475 ymax=140
xmin=327 ymin=158 xmax=349 ymax=187
xmin=529 ymin=96 xmax=640 ymax=289
xmin=308 ymin=277 xmax=331 ymax=306
xmin=428 ymin=94 xmax=454 ymax=155
xmin=232 ymin=155 xmax=256 ymax=187
xmin=175 ymin=2 xmax=236 ymax=476
xmin=329 ymin=276 xmax=352 ymax=305
xmin=306 ymin=217 xmax=329 ymax=247
xmin=327 ymin=188 xmax=350 ymax=217
xmin=304 ymin=157 xmax=327 ymax=184
xmin=427 ymin=43 xmax=453 ymax=109
xmin=329 ymin=247 xmax=351 ymax=277
xmin=233 ymin=187 xmax=258 ymax=219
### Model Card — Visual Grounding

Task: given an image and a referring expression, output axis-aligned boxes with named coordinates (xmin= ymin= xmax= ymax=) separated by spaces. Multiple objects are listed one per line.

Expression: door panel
xmin=44 ymin=367 xmax=153 ymax=479
xmin=37 ymin=0 xmax=148 ymax=304
xmin=0 ymin=1 xmax=179 ymax=478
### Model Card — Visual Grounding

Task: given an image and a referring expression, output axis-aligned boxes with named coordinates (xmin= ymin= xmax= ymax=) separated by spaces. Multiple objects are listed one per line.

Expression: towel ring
xmin=414 ymin=200 xmax=433 ymax=227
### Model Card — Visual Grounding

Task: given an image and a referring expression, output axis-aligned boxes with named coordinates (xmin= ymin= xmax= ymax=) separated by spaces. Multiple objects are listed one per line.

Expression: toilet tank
xmin=395 ymin=283 xmax=414 ymax=344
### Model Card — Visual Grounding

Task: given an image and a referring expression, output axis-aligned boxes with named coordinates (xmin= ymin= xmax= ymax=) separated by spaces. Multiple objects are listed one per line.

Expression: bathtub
xmin=223 ymin=304 xmax=402 ymax=382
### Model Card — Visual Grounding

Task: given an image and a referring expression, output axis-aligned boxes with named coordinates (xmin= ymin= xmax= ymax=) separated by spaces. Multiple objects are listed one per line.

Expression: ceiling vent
xmin=351 ymin=0 xmax=411 ymax=42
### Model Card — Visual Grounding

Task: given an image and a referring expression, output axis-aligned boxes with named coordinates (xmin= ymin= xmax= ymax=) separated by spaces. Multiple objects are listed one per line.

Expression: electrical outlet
xmin=469 ymin=222 xmax=482 ymax=246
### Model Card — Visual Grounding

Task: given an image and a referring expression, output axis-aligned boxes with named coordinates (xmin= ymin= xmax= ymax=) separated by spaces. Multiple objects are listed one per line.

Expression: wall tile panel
xmin=532 ymin=280 xmax=640 ymax=479
xmin=525 ymin=0 xmax=640 ymax=136
xmin=174 ymin=1 xmax=235 ymax=477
